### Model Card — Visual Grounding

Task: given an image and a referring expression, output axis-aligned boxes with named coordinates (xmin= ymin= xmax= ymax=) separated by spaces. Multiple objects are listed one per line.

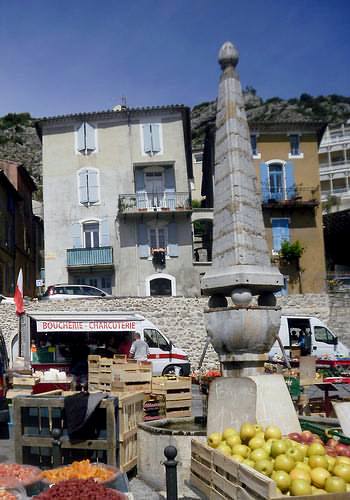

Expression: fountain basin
xmin=137 ymin=417 xmax=206 ymax=495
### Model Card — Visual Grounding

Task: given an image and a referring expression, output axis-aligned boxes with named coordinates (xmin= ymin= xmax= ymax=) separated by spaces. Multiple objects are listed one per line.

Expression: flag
xmin=14 ymin=268 xmax=25 ymax=315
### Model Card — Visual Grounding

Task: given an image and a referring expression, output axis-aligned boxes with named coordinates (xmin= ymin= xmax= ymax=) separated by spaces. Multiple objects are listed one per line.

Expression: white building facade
xmin=37 ymin=105 xmax=200 ymax=296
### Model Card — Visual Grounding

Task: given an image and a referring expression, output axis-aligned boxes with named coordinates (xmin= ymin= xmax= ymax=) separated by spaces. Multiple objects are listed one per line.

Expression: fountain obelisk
xmin=203 ymin=42 xmax=300 ymax=435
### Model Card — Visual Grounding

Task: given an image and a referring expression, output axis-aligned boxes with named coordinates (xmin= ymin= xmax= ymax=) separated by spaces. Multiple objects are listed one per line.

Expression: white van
xmin=269 ymin=315 xmax=350 ymax=359
xmin=19 ymin=311 xmax=191 ymax=376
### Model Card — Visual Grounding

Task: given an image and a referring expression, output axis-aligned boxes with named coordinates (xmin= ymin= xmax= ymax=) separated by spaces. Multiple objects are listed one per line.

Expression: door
xmin=83 ymin=222 xmax=99 ymax=248
xmin=269 ymin=164 xmax=284 ymax=201
xmin=145 ymin=171 xmax=164 ymax=208
xmin=143 ymin=328 xmax=171 ymax=375
xmin=313 ymin=325 xmax=337 ymax=356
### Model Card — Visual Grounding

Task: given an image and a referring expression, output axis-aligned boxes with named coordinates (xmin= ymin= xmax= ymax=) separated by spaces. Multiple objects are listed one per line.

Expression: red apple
xmin=336 ymin=443 xmax=349 ymax=456
xmin=327 ymin=438 xmax=339 ymax=449
xmin=288 ymin=432 xmax=302 ymax=443
xmin=301 ymin=431 xmax=314 ymax=444
xmin=325 ymin=446 xmax=337 ymax=457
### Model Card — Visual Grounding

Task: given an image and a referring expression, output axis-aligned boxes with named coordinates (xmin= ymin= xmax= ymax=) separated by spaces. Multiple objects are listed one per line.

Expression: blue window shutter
xmin=137 ymin=223 xmax=149 ymax=258
xmin=259 ymin=162 xmax=269 ymax=202
xmin=77 ymin=123 xmax=85 ymax=152
xmin=85 ymin=122 xmax=96 ymax=151
xmin=272 ymin=219 xmax=289 ymax=251
xmin=143 ymin=124 xmax=152 ymax=153
xmin=135 ymin=168 xmax=145 ymax=192
xmin=168 ymin=222 xmax=178 ymax=257
xmin=151 ymin=123 xmax=161 ymax=152
xmin=79 ymin=170 xmax=88 ymax=203
xmin=72 ymin=222 xmax=82 ymax=248
xmin=101 ymin=218 xmax=110 ymax=246
xmin=88 ymin=170 xmax=99 ymax=203
xmin=285 ymin=161 xmax=296 ymax=199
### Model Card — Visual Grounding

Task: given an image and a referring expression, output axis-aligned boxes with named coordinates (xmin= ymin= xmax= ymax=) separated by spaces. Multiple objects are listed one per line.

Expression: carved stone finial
xmin=218 ymin=41 xmax=239 ymax=70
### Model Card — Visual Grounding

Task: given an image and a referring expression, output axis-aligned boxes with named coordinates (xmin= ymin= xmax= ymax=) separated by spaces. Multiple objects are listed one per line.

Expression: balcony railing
xmin=260 ymin=186 xmax=319 ymax=207
xmin=67 ymin=246 xmax=113 ymax=267
xmin=119 ymin=192 xmax=191 ymax=214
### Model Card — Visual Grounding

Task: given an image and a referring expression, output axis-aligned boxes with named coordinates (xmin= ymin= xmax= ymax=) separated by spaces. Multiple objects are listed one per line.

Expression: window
xmin=150 ymin=278 xmax=172 ymax=296
xmin=314 ymin=326 xmax=336 ymax=344
xmin=269 ymin=164 xmax=284 ymax=200
xmin=250 ymin=134 xmax=259 ymax=157
xmin=272 ymin=218 xmax=290 ymax=251
xmin=83 ymin=221 xmax=99 ymax=248
xmin=149 ymin=227 xmax=167 ymax=252
xmin=144 ymin=329 xmax=169 ymax=350
xmin=289 ymin=134 xmax=302 ymax=157
xmin=142 ymin=123 xmax=161 ymax=154
xmin=77 ymin=122 xmax=96 ymax=154
xmin=78 ymin=168 xmax=100 ymax=205
xmin=260 ymin=161 xmax=296 ymax=202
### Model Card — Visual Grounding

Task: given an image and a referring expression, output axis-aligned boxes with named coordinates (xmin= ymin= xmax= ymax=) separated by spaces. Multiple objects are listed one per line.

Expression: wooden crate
xmin=152 ymin=376 xmax=192 ymax=417
xmin=88 ymin=355 xmax=100 ymax=373
xmin=190 ymin=440 xmax=348 ymax=500
xmin=13 ymin=391 xmax=144 ymax=472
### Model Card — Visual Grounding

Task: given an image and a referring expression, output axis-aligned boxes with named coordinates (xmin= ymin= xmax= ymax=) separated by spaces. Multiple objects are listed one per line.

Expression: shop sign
xmin=36 ymin=320 xmax=137 ymax=332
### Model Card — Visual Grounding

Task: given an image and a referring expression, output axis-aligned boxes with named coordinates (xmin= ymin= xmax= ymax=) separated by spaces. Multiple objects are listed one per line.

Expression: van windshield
xmin=144 ymin=329 xmax=170 ymax=350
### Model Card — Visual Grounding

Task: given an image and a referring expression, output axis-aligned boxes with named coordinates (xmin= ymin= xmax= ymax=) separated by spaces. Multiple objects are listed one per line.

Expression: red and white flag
xmin=14 ymin=268 xmax=25 ymax=315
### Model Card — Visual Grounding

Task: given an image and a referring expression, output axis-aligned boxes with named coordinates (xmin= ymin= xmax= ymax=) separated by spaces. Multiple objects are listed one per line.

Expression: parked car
xmin=0 ymin=330 xmax=9 ymax=439
xmin=0 ymin=294 xmax=15 ymax=304
xmin=40 ymin=284 xmax=111 ymax=300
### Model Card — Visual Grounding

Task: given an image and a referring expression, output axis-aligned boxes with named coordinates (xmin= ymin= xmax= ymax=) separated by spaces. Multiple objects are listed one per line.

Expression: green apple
xmin=255 ymin=459 xmax=273 ymax=477
xmin=222 ymin=427 xmax=238 ymax=441
xmin=254 ymin=424 xmax=263 ymax=433
xmin=325 ymin=476 xmax=346 ymax=493
xmin=255 ymin=431 xmax=265 ymax=440
xmin=231 ymin=444 xmax=250 ymax=459
xmin=308 ymin=455 xmax=328 ymax=470
xmin=274 ymin=454 xmax=295 ymax=473
xmin=264 ymin=425 xmax=282 ymax=440
xmin=310 ymin=467 xmax=330 ymax=489
xmin=307 ymin=442 xmax=326 ymax=457
xmin=240 ymin=423 xmax=256 ymax=443
xmin=297 ymin=443 xmax=309 ymax=458
xmin=311 ymin=486 xmax=327 ymax=495
xmin=207 ymin=432 xmax=222 ymax=448
xmin=333 ymin=463 xmax=350 ymax=483
xmin=289 ymin=467 xmax=311 ymax=484
xmin=242 ymin=458 xmax=255 ymax=468
xmin=290 ymin=478 xmax=312 ymax=496
xmin=272 ymin=470 xmax=291 ymax=492
xmin=231 ymin=454 xmax=244 ymax=463
xmin=226 ymin=434 xmax=241 ymax=448
xmin=263 ymin=439 xmax=274 ymax=456
xmin=325 ymin=454 xmax=336 ymax=472
xmin=286 ymin=446 xmax=304 ymax=462
xmin=271 ymin=439 xmax=288 ymax=458
xmin=250 ymin=448 xmax=268 ymax=462
xmin=248 ymin=436 xmax=265 ymax=450
xmin=295 ymin=461 xmax=311 ymax=473
xmin=336 ymin=455 xmax=350 ymax=466
xmin=217 ymin=443 xmax=232 ymax=456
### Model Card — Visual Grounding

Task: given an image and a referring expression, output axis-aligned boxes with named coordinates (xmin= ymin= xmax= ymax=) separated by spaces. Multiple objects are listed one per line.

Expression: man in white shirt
xmin=129 ymin=332 xmax=150 ymax=361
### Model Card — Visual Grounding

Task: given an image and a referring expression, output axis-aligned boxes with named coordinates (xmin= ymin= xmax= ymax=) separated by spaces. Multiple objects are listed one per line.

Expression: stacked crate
xmin=143 ymin=393 xmax=166 ymax=421
xmin=151 ymin=376 xmax=192 ymax=418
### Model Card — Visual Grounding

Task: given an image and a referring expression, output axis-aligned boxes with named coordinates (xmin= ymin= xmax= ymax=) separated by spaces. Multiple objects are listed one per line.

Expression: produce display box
xmin=190 ymin=439 xmax=348 ymax=500
xmin=13 ymin=391 xmax=144 ymax=472
xmin=143 ymin=392 xmax=166 ymax=421
xmin=151 ymin=376 xmax=192 ymax=418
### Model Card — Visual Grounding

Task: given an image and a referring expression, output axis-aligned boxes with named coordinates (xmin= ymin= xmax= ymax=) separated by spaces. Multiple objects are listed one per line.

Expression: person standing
xmin=129 ymin=333 xmax=149 ymax=361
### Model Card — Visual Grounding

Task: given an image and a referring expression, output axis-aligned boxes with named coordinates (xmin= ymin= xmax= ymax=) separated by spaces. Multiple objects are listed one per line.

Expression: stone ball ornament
xmin=231 ymin=287 xmax=253 ymax=306
xmin=218 ymin=41 xmax=239 ymax=69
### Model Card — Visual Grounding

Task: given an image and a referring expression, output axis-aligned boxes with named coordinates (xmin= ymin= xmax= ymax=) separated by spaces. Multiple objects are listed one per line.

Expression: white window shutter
xmin=151 ymin=123 xmax=161 ymax=153
xmin=137 ymin=223 xmax=150 ymax=258
xmin=168 ymin=222 xmax=178 ymax=257
xmin=143 ymin=124 xmax=153 ymax=153
xmin=77 ymin=123 xmax=85 ymax=152
xmin=72 ymin=222 xmax=82 ymax=248
xmin=79 ymin=170 xmax=88 ymax=204
xmin=101 ymin=219 xmax=110 ymax=246
xmin=85 ymin=122 xmax=96 ymax=151
xmin=88 ymin=170 xmax=99 ymax=204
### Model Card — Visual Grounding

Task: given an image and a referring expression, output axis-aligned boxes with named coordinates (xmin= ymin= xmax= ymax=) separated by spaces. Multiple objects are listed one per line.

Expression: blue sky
xmin=1 ymin=0 xmax=349 ymax=117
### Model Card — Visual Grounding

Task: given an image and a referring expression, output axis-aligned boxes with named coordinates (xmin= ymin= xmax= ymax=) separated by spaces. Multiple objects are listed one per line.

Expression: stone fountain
xmin=202 ymin=42 xmax=300 ymax=436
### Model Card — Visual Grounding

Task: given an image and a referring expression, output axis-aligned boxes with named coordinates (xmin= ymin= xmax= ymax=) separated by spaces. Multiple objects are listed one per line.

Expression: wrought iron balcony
xmin=118 ymin=192 xmax=191 ymax=214
xmin=67 ymin=246 xmax=113 ymax=267
xmin=260 ymin=186 xmax=319 ymax=208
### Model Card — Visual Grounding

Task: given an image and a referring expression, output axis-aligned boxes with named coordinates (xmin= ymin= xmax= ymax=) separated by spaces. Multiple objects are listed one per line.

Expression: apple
xmin=300 ymin=430 xmax=314 ymax=444
xmin=286 ymin=446 xmax=304 ymax=462
xmin=264 ymin=425 xmax=282 ymax=440
xmin=336 ymin=443 xmax=350 ymax=456
xmin=263 ymin=438 xmax=274 ymax=455
xmin=217 ymin=443 xmax=232 ymax=456
xmin=308 ymin=455 xmax=328 ymax=470
xmin=231 ymin=444 xmax=250 ymax=458
xmin=311 ymin=486 xmax=327 ymax=495
xmin=289 ymin=468 xmax=311 ymax=483
xmin=226 ymin=435 xmax=241 ymax=448
xmin=274 ymin=454 xmax=295 ymax=473
xmin=325 ymin=446 xmax=337 ymax=457
xmin=336 ymin=455 xmax=350 ymax=466
xmin=271 ymin=440 xmax=288 ymax=458
xmin=310 ymin=467 xmax=330 ymax=489
xmin=290 ymin=478 xmax=312 ymax=496
xmin=248 ymin=436 xmax=265 ymax=450
xmin=297 ymin=443 xmax=309 ymax=458
xmin=255 ymin=431 xmax=265 ymax=440
xmin=295 ymin=461 xmax=311 ymax=473
xmin=333 ymin=463 xmax=350 ymax=482
xmin=231 ymin=454 xmax=244 ymax=463
xmin=272 ymin=470 xmax=291 ymax=492
xmin=222 ymin=427 xmax=238 ymax=441
xmin=254 ymin=424 xmax=263 ymax=433
xmin=242 ymin=458 xmax=255 ymax=468
xmin=250 ymin=448 xmax=268 ymax=463
xmin=325 ymin=454 xmax=336 ymax=472
xmin=327 ymin=438 xmax=339 ymax=448
xmin=288 ymin=432 xmax=302 ymax=443
xmin=254 ymin=459 xmax=273 ymax=477
xmin=307 ymin=442 xmax=326 ymax=457
xmin=325 ymin=476 xmax=346 ymax=493
xmin=347 ymin=483 xmax=350 ymax=492
xmin=207 ymin=432 xmax=222 ymax=448
xmin=240 ymin=423 xmax=256 ymax=443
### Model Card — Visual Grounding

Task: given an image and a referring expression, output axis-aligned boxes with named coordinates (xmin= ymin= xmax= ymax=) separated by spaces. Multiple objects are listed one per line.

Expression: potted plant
xmin=279 ymin=240 xmax=305 ymax=293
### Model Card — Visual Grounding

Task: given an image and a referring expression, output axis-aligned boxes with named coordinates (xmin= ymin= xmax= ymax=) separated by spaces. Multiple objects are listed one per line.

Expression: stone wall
xmin=1 ymin=293 xmax=350 ymax=370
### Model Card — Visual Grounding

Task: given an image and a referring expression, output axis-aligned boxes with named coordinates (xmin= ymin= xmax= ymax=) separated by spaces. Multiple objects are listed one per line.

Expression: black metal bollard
xmin=164 ymin=445 xmax=178 ymax=500
xmin=51 ymin=428 xmax=62 ymax=468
